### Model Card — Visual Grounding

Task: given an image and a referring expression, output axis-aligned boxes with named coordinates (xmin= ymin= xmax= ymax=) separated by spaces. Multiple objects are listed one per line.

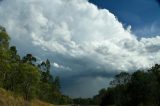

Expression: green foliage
xmin=100 ymin=87 xmax=115 ymax=106
xmin=98 ymin=65 xmax=160 ymax=106
xmin=10 ymin=46 xmax=20 ymax=62
xmin=0 ymin=30 xmax=9 ymax=49
xmin=0 ymin=26 xmax=72 ymax=104
xmin=73 ymin=98 xmax=95 ymax=105
xmin=16 ymin=64 xmax=40 ymax=100
xmin=37 ymin=60 xmax=71 ymax=104
xmin=22 ymin=54 xmax=36 ymax=65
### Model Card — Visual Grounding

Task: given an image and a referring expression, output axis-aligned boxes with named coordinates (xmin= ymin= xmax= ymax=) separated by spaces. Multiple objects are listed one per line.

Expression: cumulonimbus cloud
xmin=0 ymin=0 xmax=160 ymax=97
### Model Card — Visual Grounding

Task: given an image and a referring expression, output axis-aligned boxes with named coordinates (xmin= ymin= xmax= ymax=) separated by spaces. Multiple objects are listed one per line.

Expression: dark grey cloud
xmin=61 ymin=76 xmax=112 ymax=98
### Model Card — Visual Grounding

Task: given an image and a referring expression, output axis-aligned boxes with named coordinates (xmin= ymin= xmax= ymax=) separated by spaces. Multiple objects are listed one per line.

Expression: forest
xmin=0 ymin=26 xmax=72 ymax=105
xmin=1 ymin=25 xmax=160 ymax=106
xmin=73 ymin=66 xmax=160 ymax=106
xmin=89 ymin=65 xmax=160 ymax=106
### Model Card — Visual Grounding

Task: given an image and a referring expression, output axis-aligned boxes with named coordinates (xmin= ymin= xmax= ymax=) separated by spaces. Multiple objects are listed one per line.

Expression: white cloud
xmin=52 ymin=62 xmax=72 ymax=71
xmin=0 ymin=0 xmax=160 ymax=97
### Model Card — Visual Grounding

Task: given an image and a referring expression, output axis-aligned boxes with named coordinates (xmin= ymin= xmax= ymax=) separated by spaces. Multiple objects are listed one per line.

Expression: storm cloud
xmin=0 ymin=0 xmax=160 ymax=97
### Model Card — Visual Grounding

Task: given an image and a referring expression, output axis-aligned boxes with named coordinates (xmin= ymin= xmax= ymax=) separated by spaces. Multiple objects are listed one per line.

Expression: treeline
xmin=0 ymin=26 xmax=72 ymax=104
xmin=73 ymin=89 xmax=109 ymax=105
xmin=74 ymin=64 xmax=160 ymax=106
xmin=73 ymin=98 xmax=96 ymax=105
xmin=94 ymin=64 xmax=160 ymax=106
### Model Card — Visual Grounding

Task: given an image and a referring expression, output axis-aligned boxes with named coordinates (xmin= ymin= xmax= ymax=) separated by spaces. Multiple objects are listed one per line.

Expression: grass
xmin=0 ymin=88 xmax=54 ymax=106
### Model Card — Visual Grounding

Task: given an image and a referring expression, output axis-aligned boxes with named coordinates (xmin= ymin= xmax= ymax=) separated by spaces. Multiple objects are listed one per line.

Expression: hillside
xmin=0 ymin=87 xmax=54 ymax=106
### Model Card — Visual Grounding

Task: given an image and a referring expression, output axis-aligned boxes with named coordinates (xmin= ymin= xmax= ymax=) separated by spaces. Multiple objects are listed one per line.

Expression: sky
xmin=90 ymin=0 xmax=160 ymax=38
xmin=0 ymin=0 xmax=160 ymax=98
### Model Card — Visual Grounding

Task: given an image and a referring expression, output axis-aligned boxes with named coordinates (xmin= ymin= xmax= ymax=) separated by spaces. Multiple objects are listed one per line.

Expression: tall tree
xmin=0 ymin=27 xmax=10 ymax=87
xmin=22 ymin=54 xmax=36 ymax=65
xmin=10 ymin=46 xmax=20 ymax=62
xmin=17 ymin=63 xmax=40 ymax=100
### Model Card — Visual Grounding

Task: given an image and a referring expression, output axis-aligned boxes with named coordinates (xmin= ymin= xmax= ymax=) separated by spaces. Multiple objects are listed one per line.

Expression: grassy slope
xmin=0 ymin=88 xmax=54 ymax=106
